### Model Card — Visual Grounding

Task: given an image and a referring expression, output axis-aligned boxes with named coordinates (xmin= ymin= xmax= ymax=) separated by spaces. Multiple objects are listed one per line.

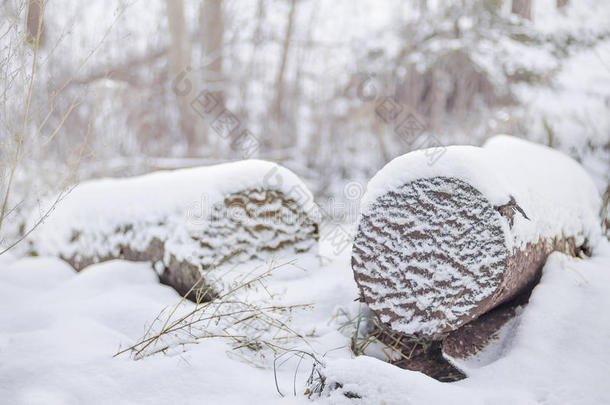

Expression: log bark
xmin=442 ymin=305 xmax=517 ymax=361
xmin=352 ymin=136 xmax=601 ymax=340
xmin=371 ymin=322 xmax=466 ymax=382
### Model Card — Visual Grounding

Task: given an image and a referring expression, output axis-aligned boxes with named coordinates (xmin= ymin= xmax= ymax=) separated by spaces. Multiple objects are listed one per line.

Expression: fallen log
xmin=28 ymin=160 xmax=318 ymax=299
xmin=352 ymin=135 xmax=602 ymax=340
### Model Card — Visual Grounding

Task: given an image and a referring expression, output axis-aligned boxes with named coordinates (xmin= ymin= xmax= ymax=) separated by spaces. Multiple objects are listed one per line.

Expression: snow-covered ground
xmin=1 ymin=232 xmax=609 ymax=404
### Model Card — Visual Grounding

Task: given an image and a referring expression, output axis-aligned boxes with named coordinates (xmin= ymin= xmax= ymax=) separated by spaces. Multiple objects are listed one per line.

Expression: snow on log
xmin=352 ymin=135 xmax=602 ymax=339
xmin=28 ymin=160 xmax=318 ymax=299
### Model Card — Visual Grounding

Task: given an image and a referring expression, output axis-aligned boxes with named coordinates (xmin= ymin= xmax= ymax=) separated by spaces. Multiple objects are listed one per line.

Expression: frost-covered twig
xmin=115 ymin=259 xmax=313 ymax=362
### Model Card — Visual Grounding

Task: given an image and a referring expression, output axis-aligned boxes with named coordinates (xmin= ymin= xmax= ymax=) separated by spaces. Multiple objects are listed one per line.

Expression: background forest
xmin=1 ymin=0 xmax=609 ymax=249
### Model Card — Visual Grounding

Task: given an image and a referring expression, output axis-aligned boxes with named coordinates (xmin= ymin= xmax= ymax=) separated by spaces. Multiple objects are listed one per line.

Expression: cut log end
xmin=442 ymin=305 xmax=517 ymax=361
xmin=353 ymin=176 xmax=509 ymax=339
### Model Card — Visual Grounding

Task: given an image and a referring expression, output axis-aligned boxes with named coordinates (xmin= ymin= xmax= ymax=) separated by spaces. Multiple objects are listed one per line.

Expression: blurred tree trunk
xmin=165 ymin=0 xmax=204 ymax=154
xmin=200 ymin=0 xmax=224 ymax=106
xmin=272 ymin=0 xmax=296 ymax=149
xmin=419 ymin=0 xmax=427 ymax=13
xmin=511 ymin=0 xmax=532 ymax=20
xmin=301 ymin=0 xmax=320 ymax=164
xmin=25 ymin=0 xmax=45 ymax=46
xmin=241 ymin=0 xmax=265 ymax=118
xmin=557 ymin=0 xmax=568 ymax=8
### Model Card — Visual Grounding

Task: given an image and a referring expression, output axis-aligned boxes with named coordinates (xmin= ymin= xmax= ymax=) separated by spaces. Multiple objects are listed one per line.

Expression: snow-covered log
xmin=352 ymin=135 xmax=602 ymax=339
xmin=28 ymin=161 xmax=318 ymax=299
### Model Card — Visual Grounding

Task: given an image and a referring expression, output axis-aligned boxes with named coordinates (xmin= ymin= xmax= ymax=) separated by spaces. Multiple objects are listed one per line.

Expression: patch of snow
xmin=1 ymin=233 xmax=609 ymax=404
xmin=0 ymin=249 xmax=353 ymax=405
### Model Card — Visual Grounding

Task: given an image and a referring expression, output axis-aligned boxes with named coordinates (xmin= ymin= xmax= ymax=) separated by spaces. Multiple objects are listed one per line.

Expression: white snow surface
xmin=361 ymin=135 xmax=603 ymax=251
xmin=35 ymin=159 xmax=314 ymax=227
xmin=1 ymin=236 xmax=609 ymax=404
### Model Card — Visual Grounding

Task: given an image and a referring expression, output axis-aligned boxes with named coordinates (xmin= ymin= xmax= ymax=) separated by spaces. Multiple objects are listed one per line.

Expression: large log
xmin=352 ymin=135 xmax=602 ymax=340
xmin=28 ymin=161 xmax=318 ymax=299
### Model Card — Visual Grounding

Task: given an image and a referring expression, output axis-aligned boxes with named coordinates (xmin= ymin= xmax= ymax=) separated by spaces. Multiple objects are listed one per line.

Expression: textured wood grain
xmin=353 ymin=177 xmax=508 ymax=339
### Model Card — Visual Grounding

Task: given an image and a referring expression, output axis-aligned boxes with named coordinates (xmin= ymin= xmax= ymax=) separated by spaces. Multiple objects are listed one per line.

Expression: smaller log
xmin=28 ymin=161 xmax=318 ymax=299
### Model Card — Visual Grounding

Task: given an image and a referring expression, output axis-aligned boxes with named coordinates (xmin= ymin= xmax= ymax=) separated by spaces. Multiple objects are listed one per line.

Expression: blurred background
xmin=1 ymin=0 xmax=609 ymax=248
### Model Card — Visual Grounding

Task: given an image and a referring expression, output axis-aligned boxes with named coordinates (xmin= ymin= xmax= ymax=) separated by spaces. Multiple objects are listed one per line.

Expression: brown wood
xmin=373 ymin=325 xmax=466 ymax=382
xmin=442 ymin=305 xmax=517 ymax=361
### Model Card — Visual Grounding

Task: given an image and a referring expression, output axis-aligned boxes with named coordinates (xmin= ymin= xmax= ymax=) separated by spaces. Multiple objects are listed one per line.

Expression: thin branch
xmin=0 ymin=0 xmax=45 ymax=233
xmin=0 ymin=183 xmax=76 ymax=256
